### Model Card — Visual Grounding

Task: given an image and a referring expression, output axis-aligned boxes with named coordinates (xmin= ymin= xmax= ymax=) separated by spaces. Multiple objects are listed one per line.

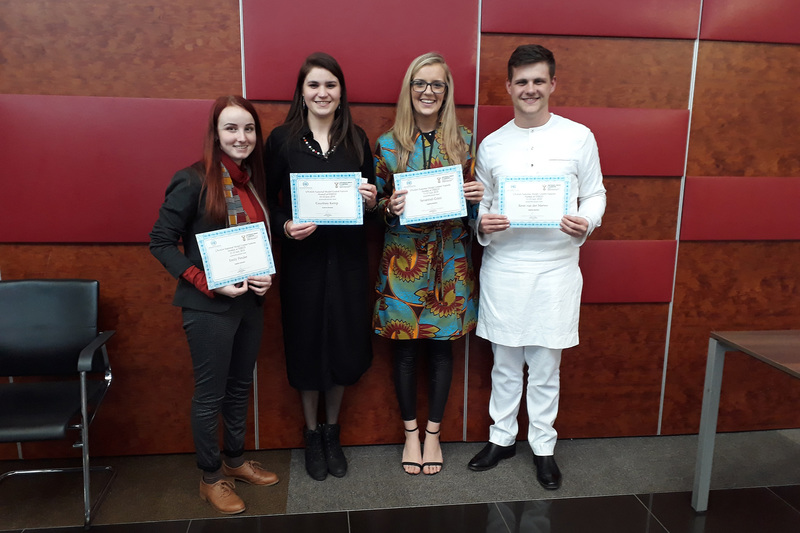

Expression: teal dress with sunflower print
xmin=372 ymin=126 xmax=478 ymax=340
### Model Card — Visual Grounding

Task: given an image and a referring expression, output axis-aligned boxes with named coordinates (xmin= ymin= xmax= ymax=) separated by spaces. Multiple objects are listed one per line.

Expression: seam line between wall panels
xmin=465 ymin=0 xmax=484 ymax=442
xmin=657 ymin=1 xmax=704 ymax=436
xmin=239 ymin=0 xmax=247 ymax=98
xmin=239 ymin=0 xmax=258 ymax=447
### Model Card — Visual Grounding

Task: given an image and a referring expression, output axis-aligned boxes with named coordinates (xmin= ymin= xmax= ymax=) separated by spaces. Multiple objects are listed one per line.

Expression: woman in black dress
xmin=263 ymin=52 xmax=377 ymax=481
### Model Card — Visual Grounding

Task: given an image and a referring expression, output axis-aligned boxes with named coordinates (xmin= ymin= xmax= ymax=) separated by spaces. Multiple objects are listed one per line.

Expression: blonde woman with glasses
xmin=372 ymin=52 xmax=483 ymax=475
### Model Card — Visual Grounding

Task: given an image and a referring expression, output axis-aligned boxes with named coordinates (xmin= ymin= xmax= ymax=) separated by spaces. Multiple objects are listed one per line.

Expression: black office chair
xmin=0 ymin=279 xmax=116 ymax=529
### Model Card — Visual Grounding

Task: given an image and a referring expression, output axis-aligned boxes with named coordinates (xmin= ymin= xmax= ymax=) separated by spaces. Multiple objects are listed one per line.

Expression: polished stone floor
xmin=3 ymin=430 xmax=800 ymax=532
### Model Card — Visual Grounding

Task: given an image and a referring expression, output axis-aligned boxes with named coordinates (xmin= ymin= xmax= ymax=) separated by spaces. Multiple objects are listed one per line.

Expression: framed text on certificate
xmin=195 ymin=222 xmax=276 ymax=290
xmin=290 ymin=172 xmax=364 ymax=225
xmin=395 ymin=165 xmax=467 ymax=225
xmin=498 ymin=176 xmax=570 ymax=228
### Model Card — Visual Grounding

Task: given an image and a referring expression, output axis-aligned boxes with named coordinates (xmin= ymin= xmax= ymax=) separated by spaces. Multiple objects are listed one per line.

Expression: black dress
xmin=264 ymin=123 xmax=374 ymax=390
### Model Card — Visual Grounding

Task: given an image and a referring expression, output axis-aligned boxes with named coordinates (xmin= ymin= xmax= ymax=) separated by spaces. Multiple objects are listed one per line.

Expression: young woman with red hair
xmin=150 ymin=95 xmax=278 ymax=515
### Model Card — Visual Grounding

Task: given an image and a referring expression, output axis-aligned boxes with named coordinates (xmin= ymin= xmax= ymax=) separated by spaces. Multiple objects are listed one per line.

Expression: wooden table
xmin=692 ymin=330 xmax=800 ymax=512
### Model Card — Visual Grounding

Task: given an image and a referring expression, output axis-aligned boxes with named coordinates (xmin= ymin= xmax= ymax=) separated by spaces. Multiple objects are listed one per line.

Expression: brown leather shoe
xmin=222 ymin=460 xmax=279 ymax=486
xmin=199 ymin=479 xmax=245 ymax=514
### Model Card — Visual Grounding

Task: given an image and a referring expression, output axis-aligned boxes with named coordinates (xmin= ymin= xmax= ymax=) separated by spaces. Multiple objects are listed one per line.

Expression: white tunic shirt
xmin=475 ymin=114 xmax=606 ymax=348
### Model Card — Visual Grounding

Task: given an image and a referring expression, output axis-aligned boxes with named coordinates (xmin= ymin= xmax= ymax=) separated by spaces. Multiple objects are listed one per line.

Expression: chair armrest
xmin=77 ymin=330 xmax=116 ymax=372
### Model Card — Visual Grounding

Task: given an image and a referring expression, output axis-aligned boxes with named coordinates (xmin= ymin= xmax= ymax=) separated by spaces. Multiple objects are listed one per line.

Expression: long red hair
xmin=201 ymin=95 xmax=267 ymax=223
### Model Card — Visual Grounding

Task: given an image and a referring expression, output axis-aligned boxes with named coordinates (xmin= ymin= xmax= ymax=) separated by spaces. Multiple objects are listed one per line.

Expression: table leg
xmin=691 ymin=337 xmax=727 ymax=512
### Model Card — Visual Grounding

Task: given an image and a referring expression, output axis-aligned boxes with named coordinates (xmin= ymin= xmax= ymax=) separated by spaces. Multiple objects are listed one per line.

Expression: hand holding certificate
xmin=196 ymin=222 xmax=276 ymax=290
xmin=290 ymin=172 xmax=364 ymax=225
xmin=394 ymin=165 xmax=467 ymax=225
xmin=498 ymin=176 xmax=570 ymax=228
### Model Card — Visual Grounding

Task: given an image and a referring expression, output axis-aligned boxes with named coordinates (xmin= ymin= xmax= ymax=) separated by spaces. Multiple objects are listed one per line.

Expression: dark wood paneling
xmin=479 ymin=36 xmax=694 ymax=109
xmin=600 ymin=177 xmax=681 ymax=241
xmin=662 ymin=242 xmax=800 ymax=435
xmin=701 ymin=0 xmax=800 ymax=45
xmin=242 ymin=0 xmax=479 ymax=104
xmin=482 ymin=0 xmax=700 ymax=40
xmin=467 ymin=304 xmax=669 ymax=441
xmin=687 ymin=41 xmax=800 ymax=177
xmin=0 ymin=0 xmax=242 ymax=98
xmin=0 ymin=443 xmax=18 ymax=461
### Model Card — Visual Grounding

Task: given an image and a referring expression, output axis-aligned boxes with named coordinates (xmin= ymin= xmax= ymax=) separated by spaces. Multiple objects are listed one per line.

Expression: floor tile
xmin=24 ymin=521 xmax=190 ymax=532
xmin=638 ymin=488 xmax=800 ymax=532
xmin=770 ymin=485 xmax=800 ymax=514
xmin=494 ymin=496 xmax=667 ymax=533
xmin=349 ymin=503 xmax=496 ymax=533
xmin=187 ymin=512 xmax=349 ymax=533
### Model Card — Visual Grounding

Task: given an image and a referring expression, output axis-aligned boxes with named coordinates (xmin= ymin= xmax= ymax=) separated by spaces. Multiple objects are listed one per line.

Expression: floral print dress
xmin=372 ymin=126 xmax=478 ymax=340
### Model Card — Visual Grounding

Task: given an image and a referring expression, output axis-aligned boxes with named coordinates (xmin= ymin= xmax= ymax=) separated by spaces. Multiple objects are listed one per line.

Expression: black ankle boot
xmin=303 ymin=424 xmax=327 ymax=481
xmin=322 ymin=423 xmax=347 ymax=477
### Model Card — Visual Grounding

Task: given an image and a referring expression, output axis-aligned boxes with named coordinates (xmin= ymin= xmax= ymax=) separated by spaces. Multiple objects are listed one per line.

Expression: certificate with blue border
xmin=498 ymin=176 xmax=570 ymax=228
xmin=395 ymin=165 xmax=467 ymax=226
xmin=195 ymin=222 xmax=275 ymax=290
xmin=290 ymin=172 xmax=363 ymax=225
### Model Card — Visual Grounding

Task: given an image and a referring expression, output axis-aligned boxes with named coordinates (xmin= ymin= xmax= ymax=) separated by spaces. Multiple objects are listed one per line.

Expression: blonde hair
xmin=391 ymin=53 xmax=469 ymax=172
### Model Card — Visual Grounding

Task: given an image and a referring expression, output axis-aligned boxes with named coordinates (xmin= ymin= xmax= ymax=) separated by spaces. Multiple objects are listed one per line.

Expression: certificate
xmin=498 ymin=176 xmax=570 ymax=228
xmin=290 ymin=173 xmax=363 ymax=225
xmin=195 ymin=222 xmax=275 ymax=290
xmin=395 ymin=165 xmax=467 ymax=225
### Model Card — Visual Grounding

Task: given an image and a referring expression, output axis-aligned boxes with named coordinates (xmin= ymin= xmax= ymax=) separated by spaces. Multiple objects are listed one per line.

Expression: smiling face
xmin=506 ymin=61 xmax=556 ymax=128
xmin=217 ymin=105 xmax=256 ymax=165
xmin=302 ymin=67 xmax=342 ymax=121
xmin=411 ymin=63 xmax=447 ymax=130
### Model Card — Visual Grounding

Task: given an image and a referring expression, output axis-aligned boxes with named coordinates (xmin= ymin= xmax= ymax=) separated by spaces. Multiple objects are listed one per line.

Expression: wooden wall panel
xmin=482 ymin=0 xmax=700 ymax=40
xmin=0 ymin=0 xmax=242 ymax=99
xmin=0 ymin=95 xmax=210 ymax=243
xmin=681 ymin=176 xmax=800 ymax=241
xmin=662 ymin=242 xmax=800 ymax=435
xmin=600 ymin=178 xmax=681 ymax=240
xmin=580 ymin=240 xmax=677 ymax=303
xmin=687 ymin=41 xmax=800 ymax=177
xmin=242 ymin=0 xmax=479 ymax=104
xmin=477 ymin=106 xmax=689 ymax=177
xmin=479 ymin=35 xmax=694 ymax=109
xmin=467 ymin=304 xmax=669 ymax=441
xmin=701 ymin=0 xmax=800 ymax=45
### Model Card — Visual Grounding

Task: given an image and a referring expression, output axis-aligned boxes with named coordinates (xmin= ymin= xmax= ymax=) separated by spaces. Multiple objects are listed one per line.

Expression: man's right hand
xmin=479 ymin=214 xmax=510 ymax=234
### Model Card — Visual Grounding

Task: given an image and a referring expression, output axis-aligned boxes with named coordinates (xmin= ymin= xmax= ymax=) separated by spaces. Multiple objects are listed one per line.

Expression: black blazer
xmin=150 ymin=164 xmax=236 ymax=313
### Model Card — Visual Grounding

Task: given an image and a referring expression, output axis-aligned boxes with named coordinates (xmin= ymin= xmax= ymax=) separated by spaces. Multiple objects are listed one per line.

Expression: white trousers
xmin=488 ymin=343 xmax=561 ymax=456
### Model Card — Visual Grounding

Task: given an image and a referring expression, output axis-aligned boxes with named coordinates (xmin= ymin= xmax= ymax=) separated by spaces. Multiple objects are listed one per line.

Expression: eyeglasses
xmin=410 ymin=80 xmax=448 ymax=94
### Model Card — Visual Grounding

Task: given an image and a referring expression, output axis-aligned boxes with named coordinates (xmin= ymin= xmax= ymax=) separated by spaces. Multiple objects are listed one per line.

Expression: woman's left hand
xmin=247 ymin=274 xmax=273 ymax=296
xmin=463 ymin=180 xmax=484 ymax=204
xmin=359 ymin=183 xmax=378 ymax=210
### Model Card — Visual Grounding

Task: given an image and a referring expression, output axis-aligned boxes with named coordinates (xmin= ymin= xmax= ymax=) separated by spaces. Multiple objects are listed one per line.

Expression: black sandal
xmin=401 ymin=427 xmax=422 ymax=476
xmin=422 ymin=428 xmax=443 ymax=475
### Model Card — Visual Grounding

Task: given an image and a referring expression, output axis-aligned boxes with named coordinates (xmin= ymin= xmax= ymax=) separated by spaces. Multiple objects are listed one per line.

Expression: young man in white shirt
xmin=468 ymin=44 xmax=606 ymax=490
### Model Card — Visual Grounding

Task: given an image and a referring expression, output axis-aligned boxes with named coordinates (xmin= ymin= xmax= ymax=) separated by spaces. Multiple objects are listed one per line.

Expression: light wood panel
xmin=0 ymin=0 xmax=242 ymax=98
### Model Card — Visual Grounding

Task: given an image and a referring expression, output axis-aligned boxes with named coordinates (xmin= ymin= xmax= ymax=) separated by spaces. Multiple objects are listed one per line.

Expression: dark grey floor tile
xmin=494 ymin=496 xmax=667 ymax=533
xmin=24 ymin=521 xmax=190 ymax=532
xmin=349 ymin=503 xmax=495 ymax=533
xmin=771 ymin=485 xmax=800 ymax=514
xmin=638 ymin=488 xmax=800 ymax=533
xmin=187 ymin=512 xmax=349 ymax=533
